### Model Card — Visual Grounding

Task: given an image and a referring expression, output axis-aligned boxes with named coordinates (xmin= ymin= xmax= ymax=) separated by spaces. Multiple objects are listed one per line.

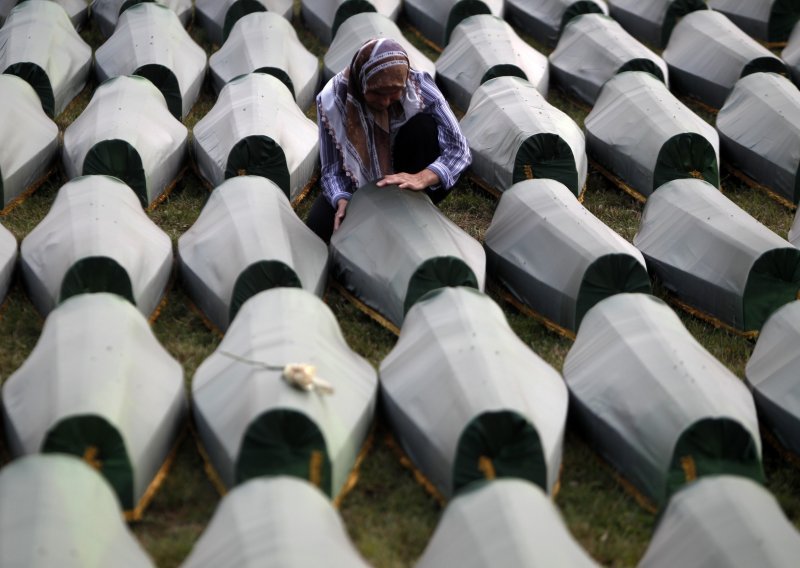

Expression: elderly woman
xmin=306 ymin=38 xmax=472 ymax=242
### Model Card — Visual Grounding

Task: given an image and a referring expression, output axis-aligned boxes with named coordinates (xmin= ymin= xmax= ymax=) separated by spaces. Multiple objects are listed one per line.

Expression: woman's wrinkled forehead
xmin=353 ymin=38 xmax=409 ymax=92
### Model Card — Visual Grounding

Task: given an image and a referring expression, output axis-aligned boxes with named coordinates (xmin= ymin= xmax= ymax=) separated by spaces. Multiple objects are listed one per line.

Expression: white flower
xmin=282 ymin=363 xmax=334 ymax=394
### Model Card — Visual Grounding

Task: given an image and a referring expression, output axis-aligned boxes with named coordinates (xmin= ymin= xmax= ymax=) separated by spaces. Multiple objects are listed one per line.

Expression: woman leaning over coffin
xmin=306 ymin=38 xmax=472 ymax=242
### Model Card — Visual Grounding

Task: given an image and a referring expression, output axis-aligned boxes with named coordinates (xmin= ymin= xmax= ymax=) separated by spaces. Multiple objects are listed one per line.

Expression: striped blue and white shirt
xmin=317 ymin=70 xmax=472 ymax=207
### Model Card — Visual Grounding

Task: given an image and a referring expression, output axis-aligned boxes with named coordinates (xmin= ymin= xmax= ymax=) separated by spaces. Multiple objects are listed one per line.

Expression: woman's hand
xmin=333 ymin=198 xmax=349 ymax=231
xmin=377 ymin=168 xmax=440 ymax=191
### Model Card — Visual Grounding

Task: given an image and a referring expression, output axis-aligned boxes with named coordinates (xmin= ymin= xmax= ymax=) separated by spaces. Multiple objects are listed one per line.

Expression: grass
xmin=0 ymin=3 xmax=799 ymax=567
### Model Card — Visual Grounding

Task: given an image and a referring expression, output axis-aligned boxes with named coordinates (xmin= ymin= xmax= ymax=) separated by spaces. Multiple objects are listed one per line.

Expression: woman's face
xmin=364 ymin=85 xmax=405 ymax=112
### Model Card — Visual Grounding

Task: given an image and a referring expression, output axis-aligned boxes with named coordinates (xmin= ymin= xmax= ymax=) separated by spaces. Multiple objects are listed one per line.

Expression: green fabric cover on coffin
xmin=417 ymin=479 xmax=598 ymax=567
xmin=716 ymin=73 xmax=800 ymax=207
xmin=745 ymin=301 xmax=800 ymax=458
xmin=134 ymin=64 xmax=182 ymax=119
xmin=235 ymin=409 xmax=332 ymax=494
xmin=444 ymin=0 xmax=492 ymax=45
xmin=322 ymin=12 xmax=436 ymax=81
xmin=584 ymin=71 xmax=719 ymax=199
xmin=0 ymin=455 xmax=155 ymax=568
xmin=191 ymin=288 xmax=377 ymax=496
xmin=4 ymin=61 xmax=55 ymax=117
xmin=481 ymin=64 xmax=527 ymax=85
xmin=229 ymin=260 xmax=302 ymax=324
xmin=617 ymin=58 xmax=664 ymax=80
xmin=576 ymin=253 xmax=651 ymax=327
xmin=453 ymin=411 xmax=546 ymax=494
xmin=329 ymin=183 xmax=485 ymax=328
xmin=549 ymin=14 xmax=668 ymax=106
xmin=653 ymin=132 xmax=719 ymax=190
xmin=59 ymin=256 xmax=135 ymax=306
xmin=222 ymin=0 xmax=268 ymax=43
xmin=634 ymin=179 xmax=800 ymax=333
xmin=331 ymin=0 xmax=376 ymax=40
xmin=665 ymin=417 xmax=764 ymax=501
xmin=663 ymin=10 xmax=787 ymax=108
xmin=404 ymin=256 xmax=479 ymax=317
xmin=18 ymin=175 xmax=172 ymax=318
xmin=0 ymin=1 xmax=92 ymax=116
xmin=639 ymin=476 xmax=800 ymax=568
xmin=513 ymin=133 xmax=579 ymax=193
xmin=82 ymin=140 xmax=148 ymax=208
xmin=460 ymin=76 xmax=586 ymax=196
xmin=379 ymin=287 xmax=567 ymax=499
xmin=435 ymin=15 xmax=548 ymax=112
xmin=182 ymin=477 xmax=370 ymax=568
xmin=562 ymin=293 xmax=762 ymax=509
xmin=42 ymin=414 xmax=135 ymax=509
xmin=771 ymin=0 xmax=800 ymax=42
xmin=484 ymin=179 xmax=650 ymax=333
xmin=225 ymin=136 xmax=291 ymax=199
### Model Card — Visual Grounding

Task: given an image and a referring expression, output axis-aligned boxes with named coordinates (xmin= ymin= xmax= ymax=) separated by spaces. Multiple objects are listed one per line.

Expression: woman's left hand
xmin=377 ymin=168 xmax=440 ymax=191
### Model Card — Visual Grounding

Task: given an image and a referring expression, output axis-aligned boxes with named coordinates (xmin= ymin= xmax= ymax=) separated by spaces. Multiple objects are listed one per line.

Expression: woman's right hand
xmin=333 ymin=198 xmax=349 ymax=231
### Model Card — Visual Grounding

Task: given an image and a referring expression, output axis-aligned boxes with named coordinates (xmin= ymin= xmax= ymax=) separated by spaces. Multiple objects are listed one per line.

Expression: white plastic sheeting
xmin=209 ymin=11 xmax=319 ymax=110
xmin=640 ymin=476 xmax=800 ymax=568
xmin=0 ymin=222 xmax=17 ymax=303
xmin=380 ymin=287 xmax=568 ymax=498
xmin=436 ymin=14 xmax=549 ymax=111
xmin=663 ymin=9 xmax=787 ymax=108
xmin=550 ymin=13 xmax=668 ymax=105
xmin=585 ymin=71 xmax=719 ymax=198
xmin=791 ymin=208 xmax=800 ymax=247
xmin=404 ymin=0 xmax=504 ymax=46
xmin=563 ymin=293 xmax=762 ymax=507
xmin=62 ymin=75 xmax=189 ymax=207
xmin=2 ymin=293 xmax=187 ymax=511
xmin=634 ymin=178 xmax=800 ymax=332
xmin=91 ymin=0 xmax=192 ymax=38
xmin=0 ymin=75 xmax=59 ymax=209
xmin=182 ymin=477 xmax=370 ymax=568
xmin=330 ymin=183 xmax=486 ymax=328
xmin=0 ymin=455 xmax=155 ymax=568
xmin=708 ymin=0 xmax=794 ymax=42
xmin=746 ymin=301 xmax=800 ymax=457
xmin=192 ymin=288 xmax=378 ymax=495
xmin=178 ymin=176 xmax=328 ymax=331
xmin=0 ymin=0 xmax=92 ymax=117
xmin=322 ymin=12 xmax=436 ymax=81
xmin=505 ymin=0 xmax=608 ymax=46
xmin=607 ymin=0 xmax=708 ymax=48
xmin=301 ymin=0 xmax=402 ymax=45
xmin=484 ymin=179 xmax=649 ymax=333
xmin=717 ymin=72 xmax=800 ymax=207
xmin=418 ymin=479 xmax=598 ymax=567
xmin=460 ymin=76 xmax=587 ymax=195
xmin=19 ymin=175 xmax=173 ymax=317
xmin=195 ymin=0 xmax=293 ymax=46
xmin=192 ymin=73 xmax=318 ymax=200
xmin=94 ymin=2 xmax=207 ymax=119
